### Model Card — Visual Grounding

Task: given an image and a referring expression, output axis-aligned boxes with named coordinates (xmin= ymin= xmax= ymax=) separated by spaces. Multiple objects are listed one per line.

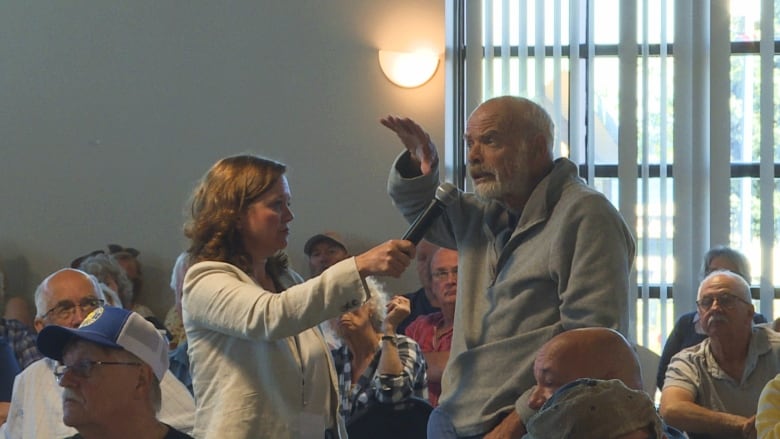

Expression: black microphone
xmin=401 ymin=182 xmax=458 ymax=245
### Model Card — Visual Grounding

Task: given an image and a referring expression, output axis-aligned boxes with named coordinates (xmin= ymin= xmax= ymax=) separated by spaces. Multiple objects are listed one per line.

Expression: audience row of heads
xmin=28 ymin=271 xmax=657 ymax=437
xmin=11 ymin=245 xmax=752 ymax=439
xmin=2 ymin=231 xmax=448 ymax=330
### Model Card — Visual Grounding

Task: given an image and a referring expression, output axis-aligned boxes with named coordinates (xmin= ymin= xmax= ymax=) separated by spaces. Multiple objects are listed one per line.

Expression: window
xmin=445 ymin=0 xmax=779 ymax=351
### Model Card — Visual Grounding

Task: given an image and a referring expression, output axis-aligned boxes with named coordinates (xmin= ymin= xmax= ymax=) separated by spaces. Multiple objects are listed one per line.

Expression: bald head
xmin=546 ymin=328 xmax=642 ymax=388
xmin=474 ymin=96 xmax=555 ymax=157
xmin=528 ymin=328 xmax=643 ymax=411
xmin=34 ymin=268 xmax=104 ymax=332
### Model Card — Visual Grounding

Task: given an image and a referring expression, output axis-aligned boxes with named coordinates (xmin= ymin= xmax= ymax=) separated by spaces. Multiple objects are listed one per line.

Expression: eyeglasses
xmin=42 ymin=298 xmax=105 ymax=320
xmin=696 ymin=293 xmax=751 ymax=311
xmin=54 ymin=359 xmax=141 ymax=383
xmin=432 ymin=268 xmax=458 ymax=281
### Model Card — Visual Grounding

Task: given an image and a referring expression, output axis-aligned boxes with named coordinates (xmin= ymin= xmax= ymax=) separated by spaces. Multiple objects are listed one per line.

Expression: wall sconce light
xmin=378 ymin=49 xmax=440 ymax=88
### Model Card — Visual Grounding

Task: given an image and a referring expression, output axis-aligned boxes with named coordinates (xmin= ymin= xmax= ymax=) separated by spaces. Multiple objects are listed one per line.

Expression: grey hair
xmin=519 ymin=98 xmax=555 ymax=151
xmin=364 ymin=277 xmax=388 ymax=332
xmin=328 ymin=278 xmax=390 ymax=339
xmin=34 ymin=269 xmax=106 ymax=317
xmin=488 ymin=96 xmax=555 ymax=153
xmin=79 ymin=253 xmax=134 ymax=308
xmin=701 ymin=245 xmax=751 ymax=281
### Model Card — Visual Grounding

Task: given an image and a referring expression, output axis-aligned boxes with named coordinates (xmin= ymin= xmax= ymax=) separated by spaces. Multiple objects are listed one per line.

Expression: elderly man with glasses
xmin=404 ymin=247 xmax=458 ymax=407
xmin=660 ymin=270 xmax=780 ymax=439
xmin=0 ymin=268 xmax=194 ymax=438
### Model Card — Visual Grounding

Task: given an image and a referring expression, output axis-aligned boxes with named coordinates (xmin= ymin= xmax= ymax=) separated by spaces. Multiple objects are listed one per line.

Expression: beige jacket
xmin=183 ymin=259 xmax=368 ymax=439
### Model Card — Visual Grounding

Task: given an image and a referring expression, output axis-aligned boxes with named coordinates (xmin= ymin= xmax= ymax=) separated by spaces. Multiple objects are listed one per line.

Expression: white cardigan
xmin=183 ymin=258 xmax=368 ymax=439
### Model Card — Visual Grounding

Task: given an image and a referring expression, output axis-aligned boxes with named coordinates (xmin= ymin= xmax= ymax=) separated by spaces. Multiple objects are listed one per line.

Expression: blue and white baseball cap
xmin=37 ymin=307 xmax=169 ymax=380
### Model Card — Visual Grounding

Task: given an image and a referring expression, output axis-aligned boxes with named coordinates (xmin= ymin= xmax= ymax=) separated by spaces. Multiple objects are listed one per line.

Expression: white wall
xmin=0 ymin=1 xmax=446 ymax=318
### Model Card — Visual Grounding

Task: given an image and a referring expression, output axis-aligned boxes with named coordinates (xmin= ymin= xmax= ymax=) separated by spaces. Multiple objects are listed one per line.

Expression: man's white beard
xmin=474 ymin=180 xmax=502 ymax=200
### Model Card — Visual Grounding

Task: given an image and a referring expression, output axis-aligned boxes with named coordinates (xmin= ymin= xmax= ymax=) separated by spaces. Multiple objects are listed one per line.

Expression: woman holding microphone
xmin=182 ymin=154 xmax=415 ymax=439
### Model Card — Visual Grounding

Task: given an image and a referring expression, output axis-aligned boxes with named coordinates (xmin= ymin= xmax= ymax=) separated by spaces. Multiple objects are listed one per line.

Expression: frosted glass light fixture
xmin=378 ymin=49 xmax=439 ymax=88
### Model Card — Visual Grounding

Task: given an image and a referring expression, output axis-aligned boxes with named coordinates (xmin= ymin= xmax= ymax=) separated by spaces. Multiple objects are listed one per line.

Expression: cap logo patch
xmin=79 ymin=307 xmax=104 ymax=328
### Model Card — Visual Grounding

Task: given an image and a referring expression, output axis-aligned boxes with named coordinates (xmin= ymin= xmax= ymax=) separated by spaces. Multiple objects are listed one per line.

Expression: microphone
xmin=401 ymin=182 xmax=458 ymax=245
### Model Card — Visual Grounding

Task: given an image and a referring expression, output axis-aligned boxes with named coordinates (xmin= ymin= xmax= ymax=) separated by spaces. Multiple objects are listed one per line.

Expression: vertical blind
xmin=444 ymin=0 xmax=778 ymax=350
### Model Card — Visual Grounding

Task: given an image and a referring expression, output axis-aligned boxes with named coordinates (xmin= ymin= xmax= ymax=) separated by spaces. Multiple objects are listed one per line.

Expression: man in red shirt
xmin=404 ymin=247 xmax=457 ymax=406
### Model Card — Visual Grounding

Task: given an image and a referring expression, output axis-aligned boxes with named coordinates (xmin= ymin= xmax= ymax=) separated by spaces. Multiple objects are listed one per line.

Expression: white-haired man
xmin=382 ymin=96 xmax=635 ymax=437
xmin=660 ymin=270 xmax=780 ymax=439
xmin=0 ymin=268 xmax=194 ymax=438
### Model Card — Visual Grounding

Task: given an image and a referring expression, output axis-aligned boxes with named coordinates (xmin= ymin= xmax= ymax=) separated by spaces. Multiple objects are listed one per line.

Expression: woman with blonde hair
xmin=182 ymin=154 xmax=415 ymax=439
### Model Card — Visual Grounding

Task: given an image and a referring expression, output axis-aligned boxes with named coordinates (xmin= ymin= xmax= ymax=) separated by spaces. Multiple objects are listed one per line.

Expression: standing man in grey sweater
xmin=380 ymin=95 xmax=636 ymax=438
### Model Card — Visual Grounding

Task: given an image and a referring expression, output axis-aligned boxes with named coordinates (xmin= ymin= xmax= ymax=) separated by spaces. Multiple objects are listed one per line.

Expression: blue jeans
xmin=427 ymin=406 xmax=484 ymax=439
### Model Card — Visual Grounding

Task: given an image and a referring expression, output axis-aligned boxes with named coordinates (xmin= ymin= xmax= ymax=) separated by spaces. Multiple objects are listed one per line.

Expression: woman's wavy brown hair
xmin=185 ymin=154 xmax=289 ymax=277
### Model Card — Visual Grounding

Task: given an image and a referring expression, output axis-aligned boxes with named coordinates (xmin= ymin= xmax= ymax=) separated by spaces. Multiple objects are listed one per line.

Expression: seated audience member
xmin=3 ymin=297 xmax=34 ymax=331
xmin=0 ymin=265 xmax=40 ymax=427
xmin=660 ymin=270 xmax=780 ymax=439
xmin=0 ymin=266 xmax=39 ymax=368
xmin=404 ymin=247 xmax=457 ymax=407
xmin=329 ymin=282 xmax=427 ymax=424
xmin=304 ymin=231 xmax=350 ymax=278
xmin=1 ymin=263 xmax=35 ymax=331
xmin=165 ymin=252 xmax=192 ymax=394
xmin=70 ymin=252 xmax=122 ymax=308
xmin=305 ymin=232 xmax=352 ymax=350
xmin=657 ymin=245 xmax=767 ymax=391
xmin=77 ymin=252 xmax=155 ymax=318
xmin=758 ymin=373 xmax=780 ymax=438
xmin=0 ymin=337 xmax=20 ymax=425
xmin=0 ymin=317 xmax=40 ymax=372
xmin=0 ymin=268 xmax=194 ymax=438
xmin=518 ymin=327 xmax=684 ymax=439
xmin=396 ymin=240 xmax=440 ymax=335
xmin=107 ymin=243 xmax=147 ymax=306
xmin=36 ymin=306 xmax=193 ymax=438
xmin=165 ymin=252 xmax=189 ymax=349
xmin=524 ymin=378 xmax=667 ymax=439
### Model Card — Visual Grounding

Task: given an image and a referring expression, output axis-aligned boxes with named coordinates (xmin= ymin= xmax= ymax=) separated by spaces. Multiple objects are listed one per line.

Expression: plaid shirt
xmin=331 ymin=334 xmax=427 ymax=423
xmin=1 ymin=318 xmax=42 ymax=369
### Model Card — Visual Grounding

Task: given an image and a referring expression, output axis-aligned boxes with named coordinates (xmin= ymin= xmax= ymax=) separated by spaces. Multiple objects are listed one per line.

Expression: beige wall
xmin=0 ymin=1 xmax=445 ymax=318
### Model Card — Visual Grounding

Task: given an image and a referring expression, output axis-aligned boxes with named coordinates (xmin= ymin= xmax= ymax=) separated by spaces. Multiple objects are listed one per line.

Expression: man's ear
xmin=33 ymin=317 xmax=45 ymax=333
xmin=134 ymin=364 xmax=154 ymax=396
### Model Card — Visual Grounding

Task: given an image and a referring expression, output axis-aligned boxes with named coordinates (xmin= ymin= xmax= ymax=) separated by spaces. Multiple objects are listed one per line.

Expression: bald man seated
xmin=513 ymin=327 xmax=684 ymax=439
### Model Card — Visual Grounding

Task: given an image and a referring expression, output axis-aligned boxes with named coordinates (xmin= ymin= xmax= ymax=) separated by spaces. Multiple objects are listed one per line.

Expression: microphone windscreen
xmin=435 ymin=182 xmax=458 ymax=206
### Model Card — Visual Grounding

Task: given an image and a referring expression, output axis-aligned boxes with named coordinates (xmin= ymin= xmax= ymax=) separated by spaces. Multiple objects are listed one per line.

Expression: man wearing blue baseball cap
xmin=37 ymin=306 xmax=193 ymax=439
